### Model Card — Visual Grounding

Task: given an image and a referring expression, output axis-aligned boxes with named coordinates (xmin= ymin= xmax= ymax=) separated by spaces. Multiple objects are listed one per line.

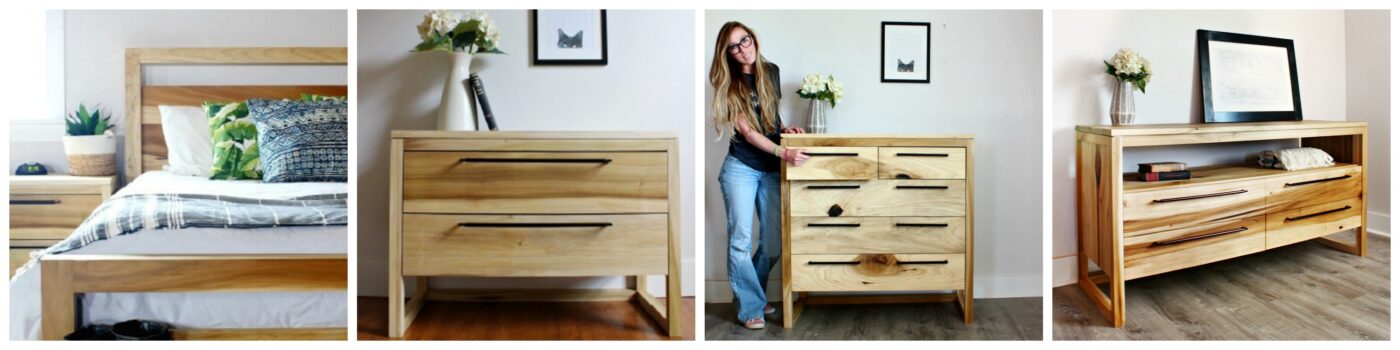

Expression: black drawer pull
xmin=807 ymin=260 xmax=949 ymax=265
xmin=1151 ymin=189 xmax=1247 ymax=203
xmin=808 ymin=223 xmax=861 ymax=227
xmin=1285 ymin=206 xmax=1352 ymax=222
xmin=806 ymin=152 xmax=859 ymax=157
xmin=1285 ymin=175 xmax=1352 ymax=187
xmin=457 ymin=222 xmax=613 ymax=228
xmin=895 ymin=185 xmax=948 ymax=190
xmin=896 ymin=153 xmax=949 ymax=157
xmin=1151 ymin=227 xmax=1248 ymax=246
xmin=458 ymin=158 xmax=612 ymax=164
xmin=896 ymin=223 xmax=949 ymax=227
xmin=808 ymin=261 xmax=860 ymax=265
xmin=898 ymin=260 xmax=949 ymax=265
xmin=806 ymin=185 xmax=860 ymax=190
xmin=10 ymin=200 xmax=60 ymax=205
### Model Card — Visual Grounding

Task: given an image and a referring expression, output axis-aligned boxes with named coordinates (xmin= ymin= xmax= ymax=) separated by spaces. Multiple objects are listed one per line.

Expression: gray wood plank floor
xmin=1054 ymin=234 xmax=1390 ymax=340
xmin=705 ymin=297 xmax=1042 ymax=340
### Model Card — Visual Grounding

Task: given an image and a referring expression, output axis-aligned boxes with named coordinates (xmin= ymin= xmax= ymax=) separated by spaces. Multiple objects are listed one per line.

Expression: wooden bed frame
xmin=38 ymin=47 xmax=349 ymax=340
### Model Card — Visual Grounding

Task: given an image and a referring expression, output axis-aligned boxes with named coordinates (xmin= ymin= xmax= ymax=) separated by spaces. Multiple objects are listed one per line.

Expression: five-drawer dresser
xmin=387 ymin=131 xmax=682 ymax=338
xmin=779 ymin=134 xmax=975 ymax=327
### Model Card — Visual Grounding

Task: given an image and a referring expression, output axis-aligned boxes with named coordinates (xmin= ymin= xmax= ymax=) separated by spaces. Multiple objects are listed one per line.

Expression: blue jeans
xmin=719 ymin=155 xmax=781 ymax=322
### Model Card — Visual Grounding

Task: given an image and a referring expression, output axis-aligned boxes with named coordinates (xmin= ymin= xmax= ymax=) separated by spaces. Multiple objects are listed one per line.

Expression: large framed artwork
xmin=881 ymin=21 xmax=930 ymax=83
xmin=1197 ymin=29 xmax=1303 ymax=123
xmin=532 ymin=10 xmax=608 ymax=65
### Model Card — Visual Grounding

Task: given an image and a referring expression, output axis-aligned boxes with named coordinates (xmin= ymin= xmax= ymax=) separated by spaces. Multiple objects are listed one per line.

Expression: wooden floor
xmin=704 ymin=297 xmax=1042 ymax=340
xmin=1054 ymin=234 xmax=1391 ymax=340
xmin=358 ymin=297 xmax=695 ymax=340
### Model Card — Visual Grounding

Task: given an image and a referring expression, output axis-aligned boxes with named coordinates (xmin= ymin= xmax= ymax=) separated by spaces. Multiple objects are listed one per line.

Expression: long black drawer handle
xmin=808 ymin=223 xmax=861 ymax=227
xmin=896 ymin=223 xmax=950 ymax=227
xmin=895 ymin=185 xmax=949 ymax=190
xmin=896 ymin=153 xmax=949 ymax=157
xmin=1285 ymin=206 xmax=1352 ymax=222
xmin=1151 ymin=189 xmax=1248 ymax=203
xmin=806 ymin=152 xmax=859 ymax=157
xmin=459 ymin=158 xmax=612 ymax=164
xmin=806 ymin=185 xmax=860 ymax=190
xmin=10 ymin=200 xmax=60 ymax=205
xmin=458 ymin=222 xmax=613 ymax=228
xmin=807 ymin=260 xmax=949 ymax=265
xmin=1151 ymin=227 xmax=1248 ymax=246
xmin=1285 ymin=175 xmax=1352 ymax=187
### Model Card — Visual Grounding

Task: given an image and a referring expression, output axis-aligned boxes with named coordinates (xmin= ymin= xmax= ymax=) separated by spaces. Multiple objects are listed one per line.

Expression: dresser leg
xmin=782 ymin=285 xmax=795 ymax=327
xmin=666 ymin=272 xmax=682 ymax=338
xmin=387 ymin=274 xmax=403 ymax=338
xmin=957 ymin=290 xmax=974 ymax=324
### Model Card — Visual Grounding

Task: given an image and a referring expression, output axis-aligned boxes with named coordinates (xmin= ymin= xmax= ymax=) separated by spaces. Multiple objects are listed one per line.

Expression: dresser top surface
xmin=1077 ymin=120 xmax=1365 ymax=137
xmin=782 ymin=133 xmax=974 ymax=139
xmin=391 ymin=130 xmax=676 ymax=140
xmin=10 ymin=174 xmax=115 ymax=187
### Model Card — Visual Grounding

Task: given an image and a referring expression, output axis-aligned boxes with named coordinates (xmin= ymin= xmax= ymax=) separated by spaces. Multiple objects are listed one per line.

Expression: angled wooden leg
xmin=40 ymin=259 xmax=77 ymax=340
xmin=634 ymin=275 xmax=671 ymax=337
xmin=402 ymin=276 xmax=427 ymax=335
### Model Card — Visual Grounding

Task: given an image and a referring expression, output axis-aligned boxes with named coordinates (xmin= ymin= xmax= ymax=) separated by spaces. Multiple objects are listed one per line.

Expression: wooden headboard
xmin=124 ymin=47 xmax=348 ymax=185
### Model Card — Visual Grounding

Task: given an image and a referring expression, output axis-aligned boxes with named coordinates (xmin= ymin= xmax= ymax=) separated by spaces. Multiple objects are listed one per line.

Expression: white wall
xmin=356 ymin=10 xmax=697 ymax=297
xmin=702 ymin=10 xmax=1044 ymax=302
xmin=1345 ymin=10 xmax=1391 ymax=237
xmin=9 ymin=10 xmax=347 ymax=176
xmin=1051 ymin=10 xmax=1390 ymax=286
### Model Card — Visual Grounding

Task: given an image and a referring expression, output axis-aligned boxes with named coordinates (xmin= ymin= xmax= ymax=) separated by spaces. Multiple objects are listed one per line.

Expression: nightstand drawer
xmin=401 ymin=213 xmax=668 ymax=276
xmin=791 ymin=217 xmax=965 ymax=254
xmin=401 ymin=151 xmax=668 ymax=214
xmin=1122 ymin=215 xmax=1266 ymax=280
xmin=789 ymin=180 xmax=965 ymax=217
xmin=1265 ymin=197 xmax=1363 ymax=249
xmin=878 ymin=147 xmax=966 ymax=179
xmin=9 ymin=194 xmax=103 ymax=240
xmin=1266 ymin=166 xmax=1362 ymax=214
xmin=785 ymin=147 xmax=877 ymax=180
xmin=1122 ymin=180 xmax=1267 ymax=236
xmin=790 ymin=254 xmax=965 ymax=291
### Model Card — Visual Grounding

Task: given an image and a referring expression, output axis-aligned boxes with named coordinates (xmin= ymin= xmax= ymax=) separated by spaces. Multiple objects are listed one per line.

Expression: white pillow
xmin=158 ymin=105 xmax=213 ymax=177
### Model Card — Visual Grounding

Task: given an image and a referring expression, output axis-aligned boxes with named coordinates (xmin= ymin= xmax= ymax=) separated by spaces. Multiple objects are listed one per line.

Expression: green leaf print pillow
xmin=204 ymin=101 xmax=262 ymax=180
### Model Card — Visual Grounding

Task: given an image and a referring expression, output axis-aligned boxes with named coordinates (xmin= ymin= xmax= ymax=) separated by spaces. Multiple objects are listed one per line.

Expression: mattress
xmin=9 ymin=171 xmax=348 ymax=340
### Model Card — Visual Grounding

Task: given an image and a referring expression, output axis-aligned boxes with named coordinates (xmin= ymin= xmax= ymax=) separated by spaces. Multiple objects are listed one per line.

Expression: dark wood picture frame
xmin=881 ymin=21 xmax=931 ymax=84
xmin=1198 ymin=29 xmax=1303 ymax=123
xmin=531 ymin=10 xmax=608 ymax=66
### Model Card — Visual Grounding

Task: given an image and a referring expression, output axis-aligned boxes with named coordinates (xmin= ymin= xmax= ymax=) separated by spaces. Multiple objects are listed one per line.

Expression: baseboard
xmin=1369 ymin=211 xmax=1390 ymax=237
xmin=357 ymin=258 xmax=696 ymax=298
xmin=704 ymin=274 xmax=1042 ymax=303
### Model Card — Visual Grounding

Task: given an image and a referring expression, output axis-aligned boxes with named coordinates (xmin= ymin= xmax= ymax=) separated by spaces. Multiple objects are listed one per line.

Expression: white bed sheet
xmin=10 ymin=171 xmax=348 ymax=340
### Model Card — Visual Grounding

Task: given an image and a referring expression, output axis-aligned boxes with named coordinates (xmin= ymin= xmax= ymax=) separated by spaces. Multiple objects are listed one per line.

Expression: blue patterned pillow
xmin=247 ymin=98 xmax=348 ymax=182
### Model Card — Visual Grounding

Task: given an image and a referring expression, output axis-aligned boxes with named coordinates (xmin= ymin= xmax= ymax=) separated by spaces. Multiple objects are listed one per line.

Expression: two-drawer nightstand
xmin=9 ymin=175 xmax=116 ymax=277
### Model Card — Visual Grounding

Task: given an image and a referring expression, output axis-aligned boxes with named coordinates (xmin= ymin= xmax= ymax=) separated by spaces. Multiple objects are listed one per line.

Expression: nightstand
xmin=9 ymin=175 xmax=115 ymax=277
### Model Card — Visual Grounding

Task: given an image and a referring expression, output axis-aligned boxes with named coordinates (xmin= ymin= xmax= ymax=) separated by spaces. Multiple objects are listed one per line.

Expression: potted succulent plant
xmin=62 ymin=103 xmax=117 ymax=176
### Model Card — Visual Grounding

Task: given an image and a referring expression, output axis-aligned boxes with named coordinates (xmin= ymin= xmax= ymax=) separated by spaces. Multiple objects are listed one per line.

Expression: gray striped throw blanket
xmin=38 ymin=193 xmax=347 ymax=256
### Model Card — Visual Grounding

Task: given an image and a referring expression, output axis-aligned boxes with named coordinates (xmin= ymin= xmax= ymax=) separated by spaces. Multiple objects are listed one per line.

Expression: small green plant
xmin=65 ymin=103 xmax=114 ymax=136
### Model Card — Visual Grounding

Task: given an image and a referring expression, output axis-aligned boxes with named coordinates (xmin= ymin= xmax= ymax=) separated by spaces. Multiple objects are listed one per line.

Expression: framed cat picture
xmin=532 ymin=9 xmax=608 ymax=65
xmin=881 ymin=21 xmax=930 ymax=83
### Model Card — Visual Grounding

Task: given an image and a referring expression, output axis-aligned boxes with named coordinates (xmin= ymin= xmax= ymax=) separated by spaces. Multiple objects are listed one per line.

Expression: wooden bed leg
xmin=40 ymin=259 xmax=77 ymax=340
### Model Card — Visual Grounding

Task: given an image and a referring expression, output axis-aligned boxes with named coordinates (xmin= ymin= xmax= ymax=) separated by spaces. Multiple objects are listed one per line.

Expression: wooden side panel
xmin=790 ymin=254 xmax=965 ymax=291
xmin=1266 ymin=197 xmax=1363 ymax=249
xmin=784 ymin=147 xmax=878 ymax=180
xmin=790 ymin=217 xmax=965 ymax=254
xmin=401 ymin=214 xmax=668 ymax=277
xmin=877 ymin=147 xmax=967 ymax=179
xmin=401 ymin=151 xmax=669 ymax=214
xmin=789 ymin=180 xmax=966 ymax=217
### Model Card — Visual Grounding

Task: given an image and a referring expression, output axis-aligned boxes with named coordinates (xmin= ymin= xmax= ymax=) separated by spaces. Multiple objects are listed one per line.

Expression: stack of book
xmin=1138 ymin=162 xmax=1191 ymax=182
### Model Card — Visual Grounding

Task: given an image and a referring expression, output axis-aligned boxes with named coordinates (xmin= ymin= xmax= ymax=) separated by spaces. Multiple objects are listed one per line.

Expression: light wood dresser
xmin=387 ymin=131 xmax=682 ymax=338
xmin=779 ymin=134 xmax=975 ymax=327
xmin=1075 ymin=121 xmax=1368 ymax=327
xmin=9 ymin=175 xmax=115 ymax=277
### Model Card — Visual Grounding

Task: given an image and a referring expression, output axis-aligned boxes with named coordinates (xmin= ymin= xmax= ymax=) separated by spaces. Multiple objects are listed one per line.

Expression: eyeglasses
xmin=726 ymin=35 xmax=753 ymax=54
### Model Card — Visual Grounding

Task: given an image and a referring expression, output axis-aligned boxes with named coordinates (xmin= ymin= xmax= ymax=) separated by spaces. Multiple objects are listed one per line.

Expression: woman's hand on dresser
xmin=783 ymin=147 xmax=810 ymax=166
xmin=782 ymin=127 xmax=806 ymax=134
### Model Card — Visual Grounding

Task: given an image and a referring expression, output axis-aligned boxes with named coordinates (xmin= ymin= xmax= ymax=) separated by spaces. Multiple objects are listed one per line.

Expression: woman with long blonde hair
xmin=710 ymin=21 xmax=809 ymax=330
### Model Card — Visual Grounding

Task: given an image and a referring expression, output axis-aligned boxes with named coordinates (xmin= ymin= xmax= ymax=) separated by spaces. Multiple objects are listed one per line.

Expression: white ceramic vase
xmin=808 ymin=99 xmax=828 ymax=134
xmin=437 ymin=52 xmax=479 ymax=131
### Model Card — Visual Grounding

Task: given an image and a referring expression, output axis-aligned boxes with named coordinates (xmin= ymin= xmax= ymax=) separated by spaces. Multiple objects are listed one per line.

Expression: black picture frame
xmin=880 ymin=21 xmax=931 ymax=83
xmin=531 ymin=10 xmax=608 ymax=66
xmin=1198 ymin=29 xmax=1303 ymax=123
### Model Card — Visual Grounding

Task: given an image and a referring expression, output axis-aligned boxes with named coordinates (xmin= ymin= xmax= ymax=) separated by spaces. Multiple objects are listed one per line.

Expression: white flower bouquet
xmin=797 ymin=73 xmax=844 ymax=108
xmin=413 ymin=10 xmax=505 ymax=54
xmin=1104 ymin=48 xmax=1151 ymax=93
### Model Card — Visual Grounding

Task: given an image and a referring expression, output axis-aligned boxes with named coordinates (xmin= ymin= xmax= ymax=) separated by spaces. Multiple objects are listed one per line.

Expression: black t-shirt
xmin=727 ymin=63 xmax=783 ymax=173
